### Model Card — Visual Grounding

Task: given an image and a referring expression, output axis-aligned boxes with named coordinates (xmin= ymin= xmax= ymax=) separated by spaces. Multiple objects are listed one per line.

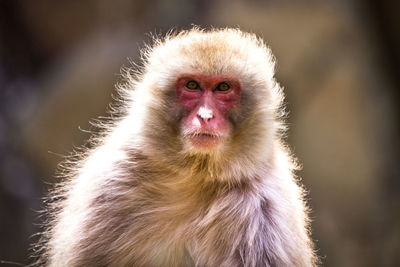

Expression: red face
xmin=176 ymin=74 xmax=241 ymax=150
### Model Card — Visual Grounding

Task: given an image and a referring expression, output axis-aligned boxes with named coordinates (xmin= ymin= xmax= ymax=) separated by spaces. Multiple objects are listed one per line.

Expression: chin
xmin=185 ymin=134 xmax=226 ymax=154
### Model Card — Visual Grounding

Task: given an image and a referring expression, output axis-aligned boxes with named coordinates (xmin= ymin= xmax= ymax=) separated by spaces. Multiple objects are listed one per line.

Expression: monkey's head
xmin=125 ymin=28 xmax=285 ymax=180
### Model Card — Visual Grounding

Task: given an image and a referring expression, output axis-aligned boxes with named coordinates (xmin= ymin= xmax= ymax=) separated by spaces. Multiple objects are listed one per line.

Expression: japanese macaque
xmin=35 ymin=28 xmax=317 ymax=266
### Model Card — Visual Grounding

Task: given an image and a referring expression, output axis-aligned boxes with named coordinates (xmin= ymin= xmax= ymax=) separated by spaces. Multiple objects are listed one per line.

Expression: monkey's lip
xmin=187 ymin=132 xmax=224 ymax=149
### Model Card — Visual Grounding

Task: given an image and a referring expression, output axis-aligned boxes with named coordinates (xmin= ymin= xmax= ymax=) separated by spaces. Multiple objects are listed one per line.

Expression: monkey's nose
xmin=197 ymin=106 xmax=214 ymax=123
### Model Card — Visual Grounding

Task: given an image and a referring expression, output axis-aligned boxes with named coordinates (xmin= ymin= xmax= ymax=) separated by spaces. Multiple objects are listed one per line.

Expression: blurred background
xmin=0 ymin=0 xmax=399 ymax=266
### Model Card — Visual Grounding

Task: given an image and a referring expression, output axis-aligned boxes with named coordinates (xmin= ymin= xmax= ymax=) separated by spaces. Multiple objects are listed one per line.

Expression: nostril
xmin=197 ymin=107 xmax=214 ymax=123
xmin=199 ymin=116 xmax=211 ymax=123
xmin=197 ymin=114 xmax=211 ymax=123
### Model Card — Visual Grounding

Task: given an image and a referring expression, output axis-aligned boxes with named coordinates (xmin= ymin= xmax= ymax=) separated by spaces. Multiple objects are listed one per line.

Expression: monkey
xmin=34 ymin=28 xmax=317 ymax=267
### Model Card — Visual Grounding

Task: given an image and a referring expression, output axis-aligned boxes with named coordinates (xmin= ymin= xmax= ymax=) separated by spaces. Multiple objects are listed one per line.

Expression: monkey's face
xmin=176 ymin=73 xmax=241 ymax=152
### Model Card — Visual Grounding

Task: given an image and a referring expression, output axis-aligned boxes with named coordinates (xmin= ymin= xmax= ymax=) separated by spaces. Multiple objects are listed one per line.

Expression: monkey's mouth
xmin=186 ymin=132 xmax=224 ymax=149
xmin=193 ymin=133 xmax=220 ymax=138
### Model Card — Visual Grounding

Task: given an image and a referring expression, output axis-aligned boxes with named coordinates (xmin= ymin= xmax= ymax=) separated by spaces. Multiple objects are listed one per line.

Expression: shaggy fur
xmin=34 ymin=28 xmax=317 ymax=267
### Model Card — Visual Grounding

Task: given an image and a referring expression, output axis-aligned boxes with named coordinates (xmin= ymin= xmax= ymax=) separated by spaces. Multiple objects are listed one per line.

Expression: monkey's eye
xmin=186 ymin=80 xmax=200 ymax=90
xmin=216 ymin=82 xmax=231 ymax=92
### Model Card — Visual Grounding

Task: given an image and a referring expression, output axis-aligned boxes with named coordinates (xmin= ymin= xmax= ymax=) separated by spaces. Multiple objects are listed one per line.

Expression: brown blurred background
xmin=0 ymin=0 xmax=399 ymax=266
